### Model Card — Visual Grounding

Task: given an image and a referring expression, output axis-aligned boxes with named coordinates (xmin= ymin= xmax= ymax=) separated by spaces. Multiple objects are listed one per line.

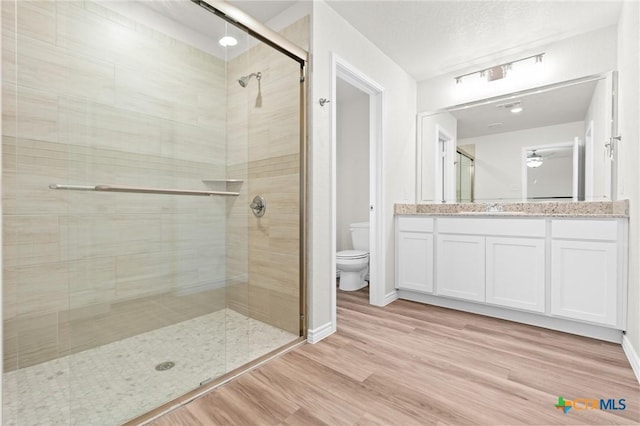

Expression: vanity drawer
xmin=397 ymin=216 xmax=434 ymax=232
xmin=552 ymin=219 xmax=618 ymax=241
xmin=437 ymin=218 xmax=545 ymax=237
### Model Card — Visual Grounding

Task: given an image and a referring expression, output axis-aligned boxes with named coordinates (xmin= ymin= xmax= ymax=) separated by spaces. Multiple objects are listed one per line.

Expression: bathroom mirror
xmin=416 ymin=72 xmax=618 ymax=203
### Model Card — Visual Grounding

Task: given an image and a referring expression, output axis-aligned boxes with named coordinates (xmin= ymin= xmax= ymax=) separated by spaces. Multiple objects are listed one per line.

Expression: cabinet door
xmin=436 ymin=234 xmax=485 ymax=302
xmin=486 ymin=237 xmax=545 ymax=313
xmin=551 ymin=240 xmax=618 ymax=326
xmin=397 ymin=231 xmax=433 ymax=293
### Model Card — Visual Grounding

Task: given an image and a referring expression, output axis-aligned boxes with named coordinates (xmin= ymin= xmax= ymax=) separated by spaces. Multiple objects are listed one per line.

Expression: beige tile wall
xmin=225 ymin=17 xmax=309 ymax=335
xmin=2 ymin=1 xmax=308 ymax=372
xmin=2 ymin=1 xmax=229 ymax=370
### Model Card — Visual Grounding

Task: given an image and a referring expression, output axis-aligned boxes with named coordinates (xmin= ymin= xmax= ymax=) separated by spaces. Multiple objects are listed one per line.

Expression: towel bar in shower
xmin=49 ymin=183 xmax=239 ymax=197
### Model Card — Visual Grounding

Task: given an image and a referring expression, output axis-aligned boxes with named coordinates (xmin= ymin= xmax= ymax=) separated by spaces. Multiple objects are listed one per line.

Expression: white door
xmin=397 ymin=231 xmax=433 ymax=293
xmin=551 ymin=240 xmax=618 ymax=326
xmin=486 ymin=237 xmax=545 ymax=313
xmin=604 ymin=71 xmax=617 ymax=200
xmin=436 ymin=234 xmax=485 ymax=302
xmin=584 ymin=121 xmax=594 ymax=200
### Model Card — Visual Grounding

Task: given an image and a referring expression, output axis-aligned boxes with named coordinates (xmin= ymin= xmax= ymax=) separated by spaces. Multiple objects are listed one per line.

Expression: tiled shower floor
xmin=3 ymin=309 xmax=298 ymax=425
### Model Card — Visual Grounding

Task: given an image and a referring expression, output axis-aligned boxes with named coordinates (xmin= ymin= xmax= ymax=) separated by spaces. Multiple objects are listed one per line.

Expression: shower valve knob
xmin=250 ymin=195 xmax=266 ymax=217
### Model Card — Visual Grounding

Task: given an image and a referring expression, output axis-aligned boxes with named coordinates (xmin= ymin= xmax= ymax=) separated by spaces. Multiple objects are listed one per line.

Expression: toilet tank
xmin=349 ymin=222 xmax=369 ymax=251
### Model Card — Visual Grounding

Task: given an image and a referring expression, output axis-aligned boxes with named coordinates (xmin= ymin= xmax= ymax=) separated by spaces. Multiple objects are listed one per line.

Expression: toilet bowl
xmin=336 ymin=222 xmax=370 ymax=291
xmin=336 ymin=250 xmax=369 ymax=291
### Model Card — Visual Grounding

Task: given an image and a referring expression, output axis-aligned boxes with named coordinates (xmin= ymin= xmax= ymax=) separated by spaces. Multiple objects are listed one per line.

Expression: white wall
xmin=309 ymin=0 xmax=417 ymax=333
xmin=0 ymin=0 xmax=4 ymax=417
xmin=617 ymin=1 xmax=640 ymax=368
xmin=458 ymin=122 xmax=584 ymax=201
xmin=336 ymin=88 xmax=370 ymax=252
xmin=417 ymin=26 xmax=618 ymax=112
xmin=527 ymin=151 xmax=573 ymax=200
xmin=417 ymin=112 xmax=457 ymax=203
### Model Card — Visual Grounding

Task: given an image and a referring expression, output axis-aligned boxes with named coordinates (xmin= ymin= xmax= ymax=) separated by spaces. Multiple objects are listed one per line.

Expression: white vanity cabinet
xmin=550 ymin=220 xmax=623 ymax=327
xmin=436 ymin=234 xmax=485 ymax=302
xmin=396 ymin=217 xmax=434 ymax=293
xmin=485 ymin=237 xmax=546 ymax=313
xmin=395 ymin=214 xmax=628 ymax=342
xmin=435 ymin=218 xmax=546 ymax=308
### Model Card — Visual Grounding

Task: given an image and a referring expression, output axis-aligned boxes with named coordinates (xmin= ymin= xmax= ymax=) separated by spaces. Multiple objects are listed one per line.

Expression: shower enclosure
xmin=1 ymin=0 xmax=307 ymax=424
xmin=456 ymin=148 xmax=474 ymax=203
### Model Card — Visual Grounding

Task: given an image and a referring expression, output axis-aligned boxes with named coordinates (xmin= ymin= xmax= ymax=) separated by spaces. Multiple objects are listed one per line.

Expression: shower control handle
xmin=250 ymin=195 xmax=266 ymax=217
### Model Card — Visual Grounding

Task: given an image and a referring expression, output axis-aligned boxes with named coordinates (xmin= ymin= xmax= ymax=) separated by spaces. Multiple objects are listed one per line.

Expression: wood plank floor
xmin=151 ymin=288 xmax=640 ymax=425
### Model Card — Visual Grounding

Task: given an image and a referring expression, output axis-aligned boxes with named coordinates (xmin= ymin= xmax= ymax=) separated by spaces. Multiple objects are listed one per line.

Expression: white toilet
xmin=336 ymin=222 xmax=369 ymax=291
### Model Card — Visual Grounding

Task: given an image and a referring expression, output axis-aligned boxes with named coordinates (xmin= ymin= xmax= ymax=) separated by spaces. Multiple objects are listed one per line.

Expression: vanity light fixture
xmin=454 ymin=53 xmax=545 ymax=84
xmin=526 ymin=150 xmax=543 ymax=168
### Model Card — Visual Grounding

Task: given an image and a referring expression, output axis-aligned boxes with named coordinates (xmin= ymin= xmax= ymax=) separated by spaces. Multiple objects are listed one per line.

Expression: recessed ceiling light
xmin=219 ymin=35 xmax=237 ymax=47
xmin=511 ymin=106 xmax=523 ymax=114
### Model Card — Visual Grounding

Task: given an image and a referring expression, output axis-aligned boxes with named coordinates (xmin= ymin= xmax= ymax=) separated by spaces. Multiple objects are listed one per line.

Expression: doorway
xmin=331 ymin=55 xmax=384 ymax=330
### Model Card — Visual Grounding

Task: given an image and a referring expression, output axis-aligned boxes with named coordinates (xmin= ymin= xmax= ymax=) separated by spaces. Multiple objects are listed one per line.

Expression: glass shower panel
xmin=460 ymin=154 xmax=473 ymax=202
xmin=2 ymin=0 xmax=305 ymax=424
xmin=223 ymin=27 xmax=303 ymax=373
xmin=456 ymin=151 xmax=474 ymax=203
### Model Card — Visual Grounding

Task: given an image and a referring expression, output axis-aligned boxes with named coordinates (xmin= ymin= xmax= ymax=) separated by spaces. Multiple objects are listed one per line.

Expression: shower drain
xmin=155 ymin=361 xmax=175 ymax=371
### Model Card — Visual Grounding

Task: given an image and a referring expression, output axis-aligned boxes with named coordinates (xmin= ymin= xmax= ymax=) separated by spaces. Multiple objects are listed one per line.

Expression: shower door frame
xmin=117 ymin=0 xmax=309 ymax=424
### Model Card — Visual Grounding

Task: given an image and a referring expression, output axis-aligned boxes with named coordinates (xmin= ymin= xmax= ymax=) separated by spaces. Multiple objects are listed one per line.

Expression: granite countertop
xmin=394 ymin=200 xmax=629 ymax=218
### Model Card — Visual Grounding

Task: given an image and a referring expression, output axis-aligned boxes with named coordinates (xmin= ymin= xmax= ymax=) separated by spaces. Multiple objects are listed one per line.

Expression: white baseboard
xmin=398 ymin=290 xmax=623 ymax=343
xmin=622 ymin=334 xmax=640 ymax=384
xmin=307 ymin=322 xmax=335 ymax=344
xmin=382 ymin=290 xmax=399 ymax=306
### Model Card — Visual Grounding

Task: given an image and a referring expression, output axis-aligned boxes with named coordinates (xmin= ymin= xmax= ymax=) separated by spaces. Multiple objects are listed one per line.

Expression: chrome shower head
xmin=238 ymin=72 xmax=261 ymax=87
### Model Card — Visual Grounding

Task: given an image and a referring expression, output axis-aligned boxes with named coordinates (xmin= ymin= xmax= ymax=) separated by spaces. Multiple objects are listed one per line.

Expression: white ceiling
xmin=228 ymin=0 xmax=298 ymax=22
xmin=123 ymin=1 xmax=622 ymax=83
xmin=326 ymin=0 xmax=622 ymax=81
xmin=451 ymin=79 xmax=599 ymax=138
xmin=133 ymin=1 xmax=297 ymax=60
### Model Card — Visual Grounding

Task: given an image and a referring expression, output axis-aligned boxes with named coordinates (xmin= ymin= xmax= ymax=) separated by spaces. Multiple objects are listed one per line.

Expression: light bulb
xmin=219 ymin=35 xmax=238 ymax=47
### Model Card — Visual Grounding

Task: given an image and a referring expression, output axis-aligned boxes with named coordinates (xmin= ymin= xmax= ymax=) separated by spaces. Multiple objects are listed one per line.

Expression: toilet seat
xmin=336 ymin=249 xmax=368 ymax=260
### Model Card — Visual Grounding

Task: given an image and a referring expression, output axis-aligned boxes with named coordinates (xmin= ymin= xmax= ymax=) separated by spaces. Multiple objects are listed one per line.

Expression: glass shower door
xmin=456 ymin=150 xmax=474 ymax=203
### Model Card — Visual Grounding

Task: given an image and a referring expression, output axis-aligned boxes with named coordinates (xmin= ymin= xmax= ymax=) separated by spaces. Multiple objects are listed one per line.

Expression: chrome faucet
xmin=486 ymin=202 xmax=503 ymax=213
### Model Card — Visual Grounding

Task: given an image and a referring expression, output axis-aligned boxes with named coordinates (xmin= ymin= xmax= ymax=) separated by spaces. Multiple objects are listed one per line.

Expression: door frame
xmin=331 ymin=54 xmax=385 ymax=330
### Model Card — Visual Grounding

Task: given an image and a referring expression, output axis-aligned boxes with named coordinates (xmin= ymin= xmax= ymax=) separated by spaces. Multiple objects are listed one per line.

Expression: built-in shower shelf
xmin=202 ymin=179 xmax=244 ymax=184
xmin=202 ymin=180 xmax=244 ymax=194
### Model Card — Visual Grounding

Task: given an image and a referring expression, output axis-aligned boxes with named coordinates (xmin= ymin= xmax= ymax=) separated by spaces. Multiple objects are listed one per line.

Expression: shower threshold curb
xmin=126 ymin=337 xmax=307 ymax=426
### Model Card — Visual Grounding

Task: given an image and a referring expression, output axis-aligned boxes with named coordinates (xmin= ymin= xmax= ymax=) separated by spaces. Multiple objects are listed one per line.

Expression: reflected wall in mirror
xmin=417 ymin=72 xmax=618 ymax=203
xmin=522 ymin=141 xmax=579 ymax=201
